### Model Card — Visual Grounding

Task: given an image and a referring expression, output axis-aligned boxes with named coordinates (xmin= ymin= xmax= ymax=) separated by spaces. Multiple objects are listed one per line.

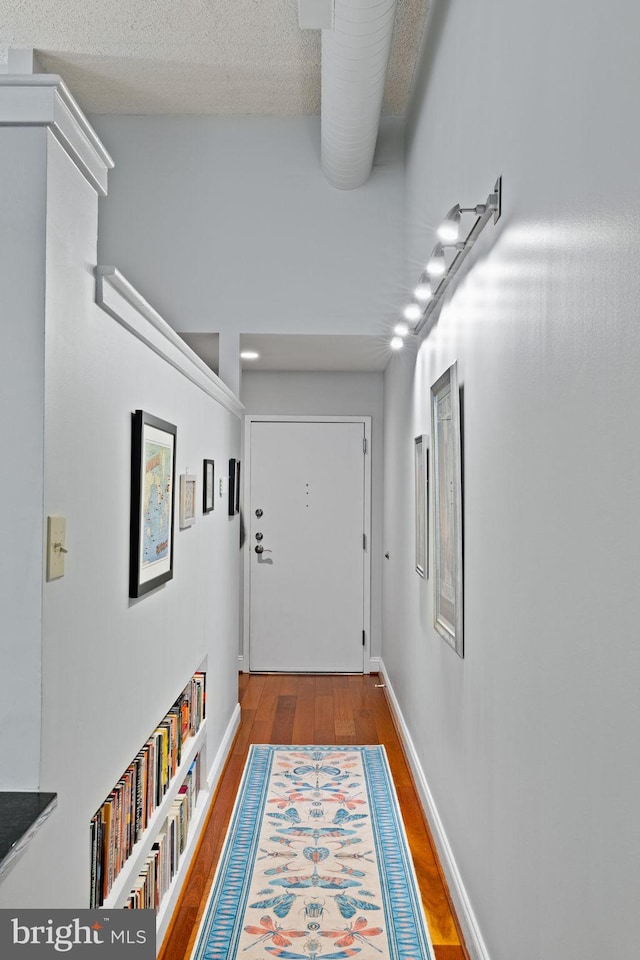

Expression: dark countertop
xmin=0 ymin=792 xmax=57 ymax=883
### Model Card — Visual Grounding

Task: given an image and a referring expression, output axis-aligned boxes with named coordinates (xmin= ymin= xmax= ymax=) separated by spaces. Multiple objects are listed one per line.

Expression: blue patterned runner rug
xmin=191 ymin=745 xmax=434 ymax=960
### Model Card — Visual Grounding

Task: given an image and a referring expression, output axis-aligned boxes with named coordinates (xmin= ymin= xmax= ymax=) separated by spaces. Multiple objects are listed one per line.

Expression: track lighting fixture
xmin=414 ymin=177 xmax=502 ymax=336
xmin=388 ymin=176 xmax=502 ymax=348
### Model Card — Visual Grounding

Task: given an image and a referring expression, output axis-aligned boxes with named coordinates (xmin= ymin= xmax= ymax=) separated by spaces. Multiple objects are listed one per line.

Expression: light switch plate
xmin=47 ymin=515 xmax=66 ymax=580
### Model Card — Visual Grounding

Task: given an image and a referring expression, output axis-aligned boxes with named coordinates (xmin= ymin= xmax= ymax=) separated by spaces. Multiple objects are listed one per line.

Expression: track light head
xmin=414 ymin=275 xmax=432 ymax=303
xmin=403 ymin=303 xmax=422 ymax=322
xmin=426 ymin=243 xmax=446 ymax=278
xmin=437 ymin=205 xmax=461 ymax=243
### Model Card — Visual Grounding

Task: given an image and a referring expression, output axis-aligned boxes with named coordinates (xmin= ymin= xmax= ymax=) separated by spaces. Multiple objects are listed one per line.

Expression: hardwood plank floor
xmin=158 ymin=674 xmax=469 ymax=960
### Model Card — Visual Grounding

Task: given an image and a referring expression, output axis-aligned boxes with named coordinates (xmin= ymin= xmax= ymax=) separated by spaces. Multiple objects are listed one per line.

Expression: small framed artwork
xmin=179 ymin=473 xmax=197 ymax=528
xmin=431 ymin=361 xmax=464 ymax=657
xmin=414 ymin=434 xmax=429 ymax=579
xmin=235 ymin=460 xmax=241 ymax=515
xmin=129 ymin=410 xmax=177 ymax=599
xmin=203 ymin=459 xmax=215 ymax=513
xmin=228 ymin=458 xmax=241 ymax=516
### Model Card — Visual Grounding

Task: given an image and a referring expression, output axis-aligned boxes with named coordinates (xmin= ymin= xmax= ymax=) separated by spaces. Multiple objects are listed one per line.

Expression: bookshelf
xmin=91 ymin=672 xmax=208 ymax=941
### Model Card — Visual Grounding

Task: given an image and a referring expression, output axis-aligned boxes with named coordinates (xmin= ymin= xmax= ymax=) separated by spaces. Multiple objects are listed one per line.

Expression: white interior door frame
xmin=242 ymin=415 xmax=372 ymax=673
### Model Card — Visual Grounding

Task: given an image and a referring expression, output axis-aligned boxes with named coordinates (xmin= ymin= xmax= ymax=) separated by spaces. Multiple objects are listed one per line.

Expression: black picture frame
xmin=129 ymin=410 xmax=177 ymax=598
xmin=228 ymin=458 xmax=241 ymax=516
xmin=203 ymin=459 xmax=215 ymax=514
xmin=235 ymin=460 xmax=241 ymax=515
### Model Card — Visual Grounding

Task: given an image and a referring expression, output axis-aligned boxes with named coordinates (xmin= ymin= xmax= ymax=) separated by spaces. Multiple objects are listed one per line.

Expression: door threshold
xmin=243 ymin=670 xmax=367 ymax=676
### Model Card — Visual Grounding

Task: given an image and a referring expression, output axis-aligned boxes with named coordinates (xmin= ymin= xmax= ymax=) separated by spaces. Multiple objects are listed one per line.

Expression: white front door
xmin=247 ymin=419 xmax=367 ymax=672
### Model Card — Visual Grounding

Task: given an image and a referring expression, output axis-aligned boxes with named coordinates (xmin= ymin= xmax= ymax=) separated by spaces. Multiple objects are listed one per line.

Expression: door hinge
xmin=363 ymin=437 xmax=367 ymax=454
xmin=363 ymin=533 xmax=367 ymax=550
xmin=362 ymin=630 xmax=366 ymax=647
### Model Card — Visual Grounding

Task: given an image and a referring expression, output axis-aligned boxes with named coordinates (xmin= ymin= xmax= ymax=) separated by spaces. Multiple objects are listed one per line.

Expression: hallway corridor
xmin=159 ymin=674 xmax=468 ymax=960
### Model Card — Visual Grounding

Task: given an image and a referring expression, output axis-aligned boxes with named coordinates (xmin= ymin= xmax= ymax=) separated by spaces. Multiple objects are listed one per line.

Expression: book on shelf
xmin=123 ymin=751 xmax=202 ymax=912
xmin=90 ymin=673 xmax=206 ymax=910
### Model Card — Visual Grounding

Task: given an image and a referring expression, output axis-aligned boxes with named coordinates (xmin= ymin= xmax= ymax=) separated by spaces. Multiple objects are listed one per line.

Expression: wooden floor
xmin=158 ymin=674 xmax=469 ymax=960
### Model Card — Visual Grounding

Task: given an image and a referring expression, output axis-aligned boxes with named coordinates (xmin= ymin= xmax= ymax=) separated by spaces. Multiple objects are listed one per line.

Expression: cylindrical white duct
xmin=321 ymin=0 xmax=398 ymax=190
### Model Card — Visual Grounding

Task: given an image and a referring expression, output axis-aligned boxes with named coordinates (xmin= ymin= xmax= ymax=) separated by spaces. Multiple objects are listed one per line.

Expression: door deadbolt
xmin=255 ymin=544 xmax=264 ymax=554
xmin=255 ymin=532 xmax=263 ymax=541
xmin=255 ymin=508 xmax=263 ymax=518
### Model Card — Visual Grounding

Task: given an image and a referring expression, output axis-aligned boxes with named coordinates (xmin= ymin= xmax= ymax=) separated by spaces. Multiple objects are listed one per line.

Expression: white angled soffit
xmin=321 ymin=0 xmax=399 ymax=189
xmin=94 ymin=267 xmax=244 ymax=418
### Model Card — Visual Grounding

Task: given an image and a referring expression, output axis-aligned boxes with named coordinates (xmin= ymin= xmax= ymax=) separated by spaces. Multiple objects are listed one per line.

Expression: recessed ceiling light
xmin=390 ymin=336 xmax=404 ymax=351
xmin=240 ymin=351 xmax=260 ymax=360
xmin=394 ymin=321 xmax=409 ymax=337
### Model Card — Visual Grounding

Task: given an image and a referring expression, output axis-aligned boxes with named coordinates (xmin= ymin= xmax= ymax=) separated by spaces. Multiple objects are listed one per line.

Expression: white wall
xmin=91 ymin=115 xmax=405 ymax=336
xmin=0 ymin=128 xmax=47 ymax=790
xmin=382 ymin=2 xmax=640 ymax=959
xmin=241 ymin=371 xmax=384 ymax=662
xmin=0 ymin=124 xmax=241 ymax=909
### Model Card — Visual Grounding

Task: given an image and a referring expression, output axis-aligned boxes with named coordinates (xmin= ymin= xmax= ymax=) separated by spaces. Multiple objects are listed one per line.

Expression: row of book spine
xmin=125 ymin=751 xmax=202 ymax=910
xmin=90 ymin=672 xmax=206 ymax=909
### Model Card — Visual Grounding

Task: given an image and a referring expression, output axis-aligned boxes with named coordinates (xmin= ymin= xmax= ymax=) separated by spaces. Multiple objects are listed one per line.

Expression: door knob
xmin=255 ymin=544 xmax=264 ymax=554
xmin=255 ymin=532 xmax=263 ymax=541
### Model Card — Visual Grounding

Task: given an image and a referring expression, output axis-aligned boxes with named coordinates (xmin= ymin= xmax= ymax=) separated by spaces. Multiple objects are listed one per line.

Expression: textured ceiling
xmin=0 ymin=0 xmax=428 ymax=115
xmin=1 ymin=2 xmax=429 ymax=372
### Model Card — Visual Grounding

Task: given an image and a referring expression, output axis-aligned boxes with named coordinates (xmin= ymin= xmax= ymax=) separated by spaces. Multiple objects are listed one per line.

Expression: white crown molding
xmin=95 ymin=266 xmax=244 ymax=419
xmin=0 ymin=74 xmax=113 ymax=196
xmin=377 ymin=658 xmax=492 ymax=960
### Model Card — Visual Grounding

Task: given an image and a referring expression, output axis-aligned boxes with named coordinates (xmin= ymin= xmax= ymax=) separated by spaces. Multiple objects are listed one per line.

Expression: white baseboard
xmin=206 ymin=702 xmax=241 ymax=791
xmin=377 ymin=659 xmax=491 ymax=960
